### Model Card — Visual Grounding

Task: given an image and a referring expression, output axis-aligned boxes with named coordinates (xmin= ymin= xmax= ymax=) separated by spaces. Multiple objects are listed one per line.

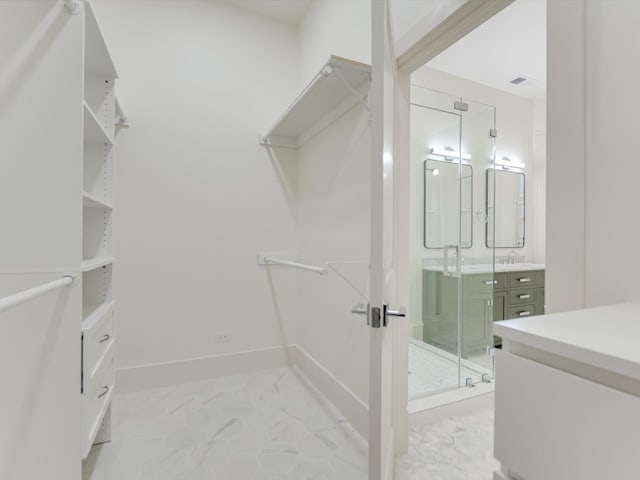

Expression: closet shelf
xmin=83 ymin=192 xmax=113 ymax=209
xmin=84 ymin=2 xmax=118 ymax=78
xmin=260 ymin=55 xmax=371 ymax=149
xmin=82 ymin=300 xmax=116 ymax=332
xmin=84 ymin=102 xmax=113 ymax=145
xmin=81 ymin=257 xmax=114 ymax=272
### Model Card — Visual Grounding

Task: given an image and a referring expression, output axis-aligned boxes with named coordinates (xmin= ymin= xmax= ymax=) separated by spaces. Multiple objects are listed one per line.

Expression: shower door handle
xmin=443 ymin=244 xmax=460 ymax=277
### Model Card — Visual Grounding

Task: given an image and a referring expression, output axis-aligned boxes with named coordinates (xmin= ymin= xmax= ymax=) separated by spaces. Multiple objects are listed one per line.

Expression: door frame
xmin=385 ymin=0 xmax=516 ymax=460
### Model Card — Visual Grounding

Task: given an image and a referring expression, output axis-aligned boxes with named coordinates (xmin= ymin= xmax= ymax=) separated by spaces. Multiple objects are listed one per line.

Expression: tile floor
xmin=84 ymin=367 xmax=497 ymax=480
xmin=83 ymin=367 xmax=368 ymax=480
xmin=408 ymin=341 xmax=492 ymax=399
xmin=395 ymin=408 xmax=498 ymax=480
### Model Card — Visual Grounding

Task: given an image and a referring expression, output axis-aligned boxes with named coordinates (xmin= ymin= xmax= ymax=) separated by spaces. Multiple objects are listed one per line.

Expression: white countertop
xmin=494 ymin=303 xmax=640 ymax=381
xmin=424 ymin=262 xmax=545 ymax=274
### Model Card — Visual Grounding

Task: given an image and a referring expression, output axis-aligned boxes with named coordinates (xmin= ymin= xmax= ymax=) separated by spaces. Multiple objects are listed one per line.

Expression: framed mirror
xmin=486 ymin=168 xmax=525 ymax=248
xmin=424 ymin=159 xmax=473 ymax=248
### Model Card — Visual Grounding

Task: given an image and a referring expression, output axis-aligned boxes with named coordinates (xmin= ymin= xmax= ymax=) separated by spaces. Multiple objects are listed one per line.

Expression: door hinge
xmin=489 ymin=128 xmax=498 ymax=138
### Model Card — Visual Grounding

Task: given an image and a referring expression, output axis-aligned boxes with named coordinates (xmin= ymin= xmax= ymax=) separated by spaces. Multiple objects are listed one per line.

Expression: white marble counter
xmin=423 ymin=262 xmax=545 ymax=274
xmin=494 ymin=303 xmax=640 ymax=381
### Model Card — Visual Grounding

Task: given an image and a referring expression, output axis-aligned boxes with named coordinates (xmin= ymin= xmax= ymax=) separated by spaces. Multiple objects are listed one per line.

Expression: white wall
xmin=533 ymin=99 xmax=546 ymax=264
xmin=92 ymin=1 xmax=300 ymax=368
xmin=298 ymin=0 xmax=371 ymax=87
xmin=583 ymin=0 xmax=640 ymax=306
xmin=546 ymin=0 xmax=585 ymax=313
xmin=295 ymin=105 xmax=372 ymax=405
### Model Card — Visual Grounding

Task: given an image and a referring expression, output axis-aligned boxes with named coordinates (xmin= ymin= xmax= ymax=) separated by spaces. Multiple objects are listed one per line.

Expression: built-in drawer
xmin=508 ymin=270 xmax=543 ymax=288
xmin=508 ymin=305 xmax=536 ymax=319
xmin=464 ymin=272 xmax=508 ymax=292
xmin=81 ymin=351 xmax=114 ymax=458
xmin=82 ymin=303 xmax=115 ymax=391
xmin=508 ymin=287 xmax=535 ymax=307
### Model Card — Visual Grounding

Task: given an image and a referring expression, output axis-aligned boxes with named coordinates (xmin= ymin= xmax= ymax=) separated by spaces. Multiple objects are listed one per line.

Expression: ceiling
xmin=221 ymin=0 xmax=313 ymax=26
xmin=222 ymin=0 xmax=546 ymax=99
xmin=425 ymin=0 xmax=546 ymax=100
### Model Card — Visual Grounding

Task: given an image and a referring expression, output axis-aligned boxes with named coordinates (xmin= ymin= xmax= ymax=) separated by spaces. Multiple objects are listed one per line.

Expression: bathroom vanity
xmin=422 ymin=263 xmax=544 ymax=357
xmin=493 ymin=303 xmax=640 ymax=480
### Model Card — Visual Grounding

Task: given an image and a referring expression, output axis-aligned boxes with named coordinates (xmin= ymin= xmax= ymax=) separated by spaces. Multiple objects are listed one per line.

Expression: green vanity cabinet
xmin=423 ymin=268 xmax=545 ymax=356
xmin=422 ymin=270 xmax=504 ymax=357
xmin=493 ymin=269 xmax=545 ymax=346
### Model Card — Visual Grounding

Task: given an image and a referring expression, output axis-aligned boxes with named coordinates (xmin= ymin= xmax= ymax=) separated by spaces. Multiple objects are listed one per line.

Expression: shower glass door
xmin=409 ymin=87 xmax=496 ymax=398
xmin=410 ymin=87 xmax=464 ymax=396
xmin=457 ymin=98 xmax=496 ymax=385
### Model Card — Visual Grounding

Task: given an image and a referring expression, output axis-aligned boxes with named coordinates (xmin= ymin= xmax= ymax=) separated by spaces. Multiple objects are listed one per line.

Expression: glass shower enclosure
xmin=408 ymin=87 xmax=496 ymax=399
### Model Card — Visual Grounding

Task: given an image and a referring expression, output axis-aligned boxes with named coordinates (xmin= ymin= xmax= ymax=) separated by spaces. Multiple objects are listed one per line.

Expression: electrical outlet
xmin=215 ymin=332 xmax=232 ymax=344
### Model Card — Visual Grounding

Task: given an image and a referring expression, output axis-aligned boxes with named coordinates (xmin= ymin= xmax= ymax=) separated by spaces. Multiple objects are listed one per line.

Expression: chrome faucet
xmin=507 ymin=250 xmax=518 ymax=265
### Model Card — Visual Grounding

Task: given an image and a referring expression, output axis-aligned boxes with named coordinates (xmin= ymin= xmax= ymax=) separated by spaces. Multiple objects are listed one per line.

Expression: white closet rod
xmin=0 ymin=275 xmax=75 ymax=314
xmin=263 ymin=257 xmax=328 ymax=276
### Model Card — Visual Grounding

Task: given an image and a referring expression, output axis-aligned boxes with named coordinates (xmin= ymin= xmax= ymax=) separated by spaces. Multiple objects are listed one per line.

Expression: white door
xmin=369 ymin=1 xmax=404 ymax=479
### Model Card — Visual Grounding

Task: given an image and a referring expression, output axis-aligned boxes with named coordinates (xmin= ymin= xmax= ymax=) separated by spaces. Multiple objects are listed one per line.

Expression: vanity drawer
xmin=464 ymin=272 xmax=508 ymax=292
xmin=509 ymin=270 xmax=543 ymax=288
xmin=81 ymin=352 xmax=114 ymax=458
xmin=508 ymin=288 xmax=535 ymax=307
xmin=508 ymin=305 xmax=537 ymax=319
xmin=82 ymin=304 xmax=115 ymax=388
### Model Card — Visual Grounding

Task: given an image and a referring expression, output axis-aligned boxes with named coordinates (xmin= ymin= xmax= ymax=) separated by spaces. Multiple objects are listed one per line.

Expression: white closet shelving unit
xmin=80 ymin=1 xmax=120 ymax=459
xmin=259 ymin=55 xmax=370 ymax=149
xmin=0 ymin=1 xmax=125 ymax=477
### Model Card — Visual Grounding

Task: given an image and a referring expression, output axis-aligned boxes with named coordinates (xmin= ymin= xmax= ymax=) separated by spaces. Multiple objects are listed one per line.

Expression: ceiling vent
xmin=509 ymin=76 xmax=533 ymax=86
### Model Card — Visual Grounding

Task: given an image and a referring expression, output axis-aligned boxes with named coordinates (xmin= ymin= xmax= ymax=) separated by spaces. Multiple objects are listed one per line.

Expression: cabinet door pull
xmin=518 ymin=311 xmax=531 ymax=316
xmin=99 ymin=334 xmax=110 ymax=344
xmin=518 ymin=278 xmax=531 ymax=283
xmin=484 ymin=280 xmax=498 ymax=285
xmin=98 ymin=385 xmax=109 ymax=398
xmin=518 ymin=294 xmax=531 ymax=299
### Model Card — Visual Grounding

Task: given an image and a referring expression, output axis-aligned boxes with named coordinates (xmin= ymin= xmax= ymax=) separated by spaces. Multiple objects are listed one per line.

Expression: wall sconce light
xmin=495 ymin=155 xmax=525 ymax=170
xmin=430 ymin=147 xmax=471 ymax=161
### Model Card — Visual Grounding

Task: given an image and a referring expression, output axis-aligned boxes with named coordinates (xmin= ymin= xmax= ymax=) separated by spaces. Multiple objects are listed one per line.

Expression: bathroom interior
xmin=406 ymin=0 xmax=547 ymax=404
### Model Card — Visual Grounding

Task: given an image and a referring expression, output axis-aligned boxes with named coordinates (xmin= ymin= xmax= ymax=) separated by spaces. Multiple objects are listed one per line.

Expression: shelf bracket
xmin=258 ymin=134 xmax=297 ymax=150
xmin=330 ymin=65 xmax=371 ymax=119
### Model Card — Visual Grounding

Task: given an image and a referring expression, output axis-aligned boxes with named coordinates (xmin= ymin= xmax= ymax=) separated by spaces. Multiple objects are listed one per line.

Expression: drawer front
xmin=534 ymin=287 xmax=545 ymax=315
xmin=81 ymin=353 xmax=114 ymax=458
xmin=508 ymin=287 xmax=535 ymax=307
xmin=508 ymin=305 xmax=536 ymax=319
xmin=464 ymin=272 xmax=507 ymax=292
xmin=508 ymin=270 xmax=543 ymax=288
xmin=82 ymin=306 xmax=115 ymax=387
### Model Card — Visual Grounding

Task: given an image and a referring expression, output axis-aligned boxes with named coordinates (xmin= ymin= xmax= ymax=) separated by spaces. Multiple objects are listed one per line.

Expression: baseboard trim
xmin=408 ymin=384 xmax=494 ymax=426
xmin=293 ymin=345 xmax=369 ymax=440
xmin=114 ymin=344 xmax=369 ymax=441
xmin=115 ymin=345 xmax=296 ymax=394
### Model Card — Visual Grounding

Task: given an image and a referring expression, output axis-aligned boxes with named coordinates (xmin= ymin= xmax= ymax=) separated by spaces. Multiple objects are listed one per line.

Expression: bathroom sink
xmin=495 ymin=263 xmax=545 ymax=272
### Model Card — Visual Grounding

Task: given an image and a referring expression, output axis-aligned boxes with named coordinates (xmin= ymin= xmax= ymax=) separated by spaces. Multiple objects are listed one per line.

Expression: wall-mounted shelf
xmin=82 ymin=300 xmax=116 ymax=332
xmin=83 ymin=192 xmax=112 ymax=209
xmin=260 ymin=55 xmax=371 ymax=149
xmin=81 ymin=257 xmax=114 ymax=272
xmin=84 ymin=103 xmax=113 ymax=145
xmin=84 ymin=2 xmax=118 ymax=78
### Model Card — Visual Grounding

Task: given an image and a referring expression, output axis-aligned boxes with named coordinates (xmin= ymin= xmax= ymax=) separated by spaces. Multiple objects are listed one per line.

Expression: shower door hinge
xmin=489 ymin=128 xmax=498 ymax=138
xmin=454 ymin=101 xmax=469 ymax=112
